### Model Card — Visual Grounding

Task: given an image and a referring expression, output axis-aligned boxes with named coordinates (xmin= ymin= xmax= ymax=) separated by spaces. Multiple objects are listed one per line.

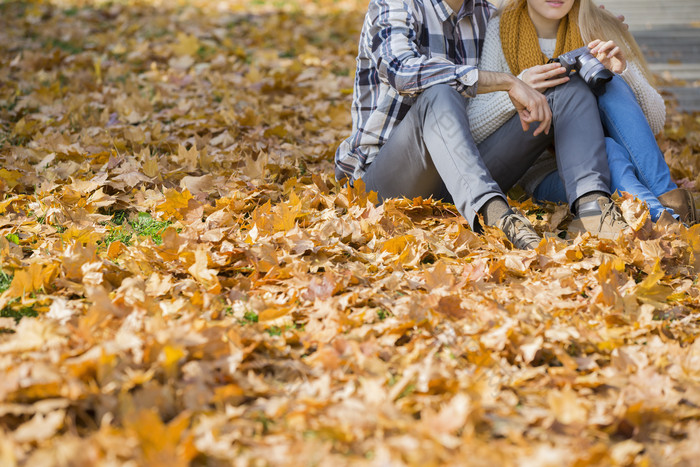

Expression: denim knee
xmin=599 ymin=75 xmax=636 ymax=110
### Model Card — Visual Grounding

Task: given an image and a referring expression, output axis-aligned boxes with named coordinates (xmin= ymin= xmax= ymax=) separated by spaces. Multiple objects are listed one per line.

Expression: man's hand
xmin=599 ymin=4 xmax=629 ymax=30
xmin=520 ymin=63 xmax=570 ymax=93
xmin=477 ymin=71 xmax=552 ymax=136
xmin=507 ymin=78 xmax=552 ymax=136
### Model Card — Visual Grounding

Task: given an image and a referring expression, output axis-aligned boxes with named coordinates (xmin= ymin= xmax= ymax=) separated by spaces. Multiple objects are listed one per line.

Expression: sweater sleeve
xmin=467 ymin=16 xmax=518 ymax=144
xmin=619 ymin=61 xmax=666 ymax=135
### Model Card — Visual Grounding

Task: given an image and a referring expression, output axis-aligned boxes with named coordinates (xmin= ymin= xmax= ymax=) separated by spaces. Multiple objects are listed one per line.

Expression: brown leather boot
xmin=658 ymin=188 xmax=697 ymax=225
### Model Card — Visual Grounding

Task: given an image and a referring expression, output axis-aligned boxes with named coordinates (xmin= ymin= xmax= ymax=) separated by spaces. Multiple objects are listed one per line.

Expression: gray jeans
xmin=361 ymin=75 xmax=611 ymax=229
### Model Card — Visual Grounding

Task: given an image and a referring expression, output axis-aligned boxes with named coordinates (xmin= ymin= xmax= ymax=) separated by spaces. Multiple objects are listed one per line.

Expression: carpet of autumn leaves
xmin=2 ymin=0 xmax=700 ymax=465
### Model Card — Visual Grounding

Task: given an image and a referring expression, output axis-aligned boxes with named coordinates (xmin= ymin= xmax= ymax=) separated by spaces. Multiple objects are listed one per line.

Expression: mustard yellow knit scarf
xmin=500 ymin=0 xmax=585 ymax=76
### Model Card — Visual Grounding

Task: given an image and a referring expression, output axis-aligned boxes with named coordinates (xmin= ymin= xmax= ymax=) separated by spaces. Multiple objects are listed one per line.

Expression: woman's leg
xmin=533 ymin=170 xmax=568 ymax=204
xmin=532 ymin=139 xmax=678 ymax=222
xmin=606 ymin=138 xmax=675 ymax=222
xmin=597 ymin=75 xmax=677 ymax=197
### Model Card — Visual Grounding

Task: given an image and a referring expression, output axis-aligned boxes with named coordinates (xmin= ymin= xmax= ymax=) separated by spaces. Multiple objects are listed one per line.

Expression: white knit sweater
xmin=468 ymin=15 xmax=667 ymax=145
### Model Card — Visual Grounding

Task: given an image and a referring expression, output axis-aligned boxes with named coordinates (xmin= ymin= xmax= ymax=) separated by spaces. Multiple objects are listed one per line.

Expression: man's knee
xmin=417 ymin=84 xmax=472 ymax=136
xmin=421 ymin=83 xmax=460 ymax=99
xmin=417 ymin=84 xmax=465 ymax=111
xmin=554 ymin=74 xmax=597 ymax=107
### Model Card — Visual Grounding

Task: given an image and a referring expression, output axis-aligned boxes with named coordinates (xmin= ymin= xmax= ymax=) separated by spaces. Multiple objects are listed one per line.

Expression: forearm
xmin=476 ymin=71 xmax=517 ymax=94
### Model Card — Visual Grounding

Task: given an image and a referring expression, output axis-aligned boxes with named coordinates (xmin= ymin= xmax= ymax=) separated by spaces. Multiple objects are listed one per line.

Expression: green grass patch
xmin=265 ymin=322 xmax=304 ymax=336
xmin=102 ymin=212 xmax=171 ymax=247
xmin=239 ymin=311 xmax=259 ymax=324
xmin=48 ymin=38 xmax=83 ymax=55
xmin=0 ymin=271 xmax=12 ymax=293
xmin=377 ymin=309 xmax=390 ymax=321
xmin=131 ymin=212 xmax=170 ymax=244
xmin=103 ymin=229 xmax=133 ymax=246
xmin=1 ymin=302 xmax=38 ymax=323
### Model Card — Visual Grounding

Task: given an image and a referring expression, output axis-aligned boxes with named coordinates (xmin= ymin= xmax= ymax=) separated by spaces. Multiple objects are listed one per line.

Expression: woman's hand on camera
xmin=588 ymin=39 xmax=627 ymax=74
xmin=521 ymin=63 xmax=570 ymax=93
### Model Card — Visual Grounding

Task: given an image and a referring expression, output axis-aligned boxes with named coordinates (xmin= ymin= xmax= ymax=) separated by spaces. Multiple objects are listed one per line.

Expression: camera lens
xmin=576 ymin=53 xmax=613 ymax=96
xmin=586 ymin=72 xmax=614 ymax=96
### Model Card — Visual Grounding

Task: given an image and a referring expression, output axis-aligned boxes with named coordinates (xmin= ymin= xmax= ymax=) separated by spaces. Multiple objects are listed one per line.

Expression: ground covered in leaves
xmin=1 ymin=0 xmax=700 ymax=465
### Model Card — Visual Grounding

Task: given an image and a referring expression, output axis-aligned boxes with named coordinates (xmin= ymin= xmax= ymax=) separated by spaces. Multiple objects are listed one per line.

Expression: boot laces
xmin=500 ymin=213 xmax=540 ymax=249
xmin=599 ymin=199 xmax=623 ymax=231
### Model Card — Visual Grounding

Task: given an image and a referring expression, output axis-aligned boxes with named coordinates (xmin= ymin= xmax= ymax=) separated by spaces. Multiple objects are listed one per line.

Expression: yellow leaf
xmin=548 ymin=387 xmax=588 ymax=425
xmin=172 ymin=32 xmax=200 ymax=57
xmin=258 ymin=306 xmax=292 ymax=322
xmin=382 ymin=235 xmax=414 ymax=255
xmin=93 ymin=55 xmax=102 ymax=83
xmin=187 ymin=248 xmax=221 ymax=293
xmin=12 ymin=410 xmax=65 ymax=443
xmin=272 ymin=192 xmax=303 ymax=232
xmin=635 ymin=259 xmax=673 ymax=302
xmin=142 ymin=157 xmax=159 ymax=178
xmin=263 ymin=124 xmax=287 ymax=138
xmin=123 ymin=409 xmax=194 ymax=467
xmin=423 ymin=260 xmax=454 ymax=291
xmin=156 ymin=188 xmax=193 ymax=220
xmin=0 ymin=169 xmax=22 ymax=189
xmin=60 ymin=226 xmax=104 ymax=245
xmin=177 ymin=144 xmax=199 ymax=172
xmin=160 ymin=344 xmax=186 ymax=379
xmin=3 ymin=262 xmax=58 ymax=298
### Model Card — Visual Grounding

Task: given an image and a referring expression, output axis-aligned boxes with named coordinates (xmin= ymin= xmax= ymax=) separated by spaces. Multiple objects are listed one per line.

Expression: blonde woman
xmin=468 ymin=0 xmax=697 ymax=225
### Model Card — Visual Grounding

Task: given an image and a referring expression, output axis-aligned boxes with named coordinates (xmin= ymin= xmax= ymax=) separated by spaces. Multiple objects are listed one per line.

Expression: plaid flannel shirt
xmin=335 ymin=0 xmax=496 ymax=181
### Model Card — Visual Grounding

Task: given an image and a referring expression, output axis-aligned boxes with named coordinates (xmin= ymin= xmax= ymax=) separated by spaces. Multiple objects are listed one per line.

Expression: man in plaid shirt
xmin=335 ymin=0 xmax=624 ymax=249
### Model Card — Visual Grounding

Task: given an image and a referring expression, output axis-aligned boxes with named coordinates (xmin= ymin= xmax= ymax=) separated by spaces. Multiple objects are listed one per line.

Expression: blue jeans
xmin=534 ymin=76 xmax=677 ymax=221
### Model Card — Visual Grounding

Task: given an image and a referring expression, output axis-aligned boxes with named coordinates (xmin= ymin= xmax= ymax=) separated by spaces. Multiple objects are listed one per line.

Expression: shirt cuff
xmin=456 ymin=67 xmax=479 ymax=97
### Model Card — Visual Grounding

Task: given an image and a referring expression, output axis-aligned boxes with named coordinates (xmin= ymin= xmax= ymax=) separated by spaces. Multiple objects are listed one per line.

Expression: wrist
xmin=503 ymin=73 xmax=519 ymax=92
xmin=477 ymin=70 xmax=518 ymax=94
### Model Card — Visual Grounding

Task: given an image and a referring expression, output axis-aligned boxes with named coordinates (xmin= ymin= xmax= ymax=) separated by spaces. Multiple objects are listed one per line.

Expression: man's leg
xmin=362 ymin=85 xmax=509 ymax=229
xmin=361 ymin=85 xmax=542 ymax=248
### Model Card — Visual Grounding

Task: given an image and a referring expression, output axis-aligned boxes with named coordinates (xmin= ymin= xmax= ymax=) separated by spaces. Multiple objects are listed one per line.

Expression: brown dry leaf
xmin=0 ymin=1 xmax=698 ymax=465
xmin=12 ymin=411 xmax=65 ymax=443
xmin=548 ymin=387 xmax=588 ymax=425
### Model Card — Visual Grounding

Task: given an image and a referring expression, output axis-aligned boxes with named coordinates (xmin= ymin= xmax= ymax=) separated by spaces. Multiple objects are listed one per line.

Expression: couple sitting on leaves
xmin=335 ymin=0 xmax=697 ymax=250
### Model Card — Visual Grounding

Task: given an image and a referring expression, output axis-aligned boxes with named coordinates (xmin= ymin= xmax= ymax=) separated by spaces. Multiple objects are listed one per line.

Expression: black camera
xmin=552 ymin=46 xmax=614 ymax=96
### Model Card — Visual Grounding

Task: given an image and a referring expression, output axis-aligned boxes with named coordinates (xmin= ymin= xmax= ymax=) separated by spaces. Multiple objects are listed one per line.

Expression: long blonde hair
xmin=577 ymin=0 xmax=653 ymax=82
xmin=498 ymin=0 xmax=653 ymax=82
